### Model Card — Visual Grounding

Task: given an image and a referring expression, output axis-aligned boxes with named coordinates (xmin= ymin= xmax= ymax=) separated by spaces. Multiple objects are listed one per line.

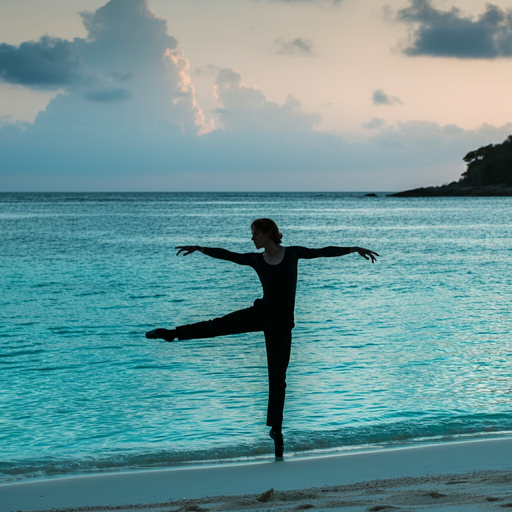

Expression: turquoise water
xmin=2 ymin=192 xmax=512 ymax=481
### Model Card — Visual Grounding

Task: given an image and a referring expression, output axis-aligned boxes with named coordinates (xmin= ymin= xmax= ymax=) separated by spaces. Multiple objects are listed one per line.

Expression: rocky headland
xmin=390 ymin=135 xmax=512 ymax=197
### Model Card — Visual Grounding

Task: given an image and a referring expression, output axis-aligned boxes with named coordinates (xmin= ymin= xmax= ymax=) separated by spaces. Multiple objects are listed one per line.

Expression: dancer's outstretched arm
xmin=352 ymin=247 xmax=379 ymax=263
xmin=176 ymin=245 xmax=204 ymax=255
xmin=176 ymin=246 xmax=257 ymax=267
xmin=296 ymin=246 xmax=379 ymax=263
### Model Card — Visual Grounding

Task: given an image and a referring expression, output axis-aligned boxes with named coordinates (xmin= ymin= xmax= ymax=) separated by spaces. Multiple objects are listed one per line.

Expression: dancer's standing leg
xmin=264 ymin=327 xmax=292 ymax=456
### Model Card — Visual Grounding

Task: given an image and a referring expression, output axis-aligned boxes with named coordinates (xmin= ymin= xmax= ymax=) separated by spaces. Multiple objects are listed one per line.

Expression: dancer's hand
xmin=355 ymin=247 xmax=379 ymax=263
xmin=176 ymin=245 xmax=203 ymax=256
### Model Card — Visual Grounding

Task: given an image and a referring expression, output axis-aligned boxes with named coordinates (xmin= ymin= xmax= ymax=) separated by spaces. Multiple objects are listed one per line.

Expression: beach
xmin=2 ymin=437 xmax=512 ymax=512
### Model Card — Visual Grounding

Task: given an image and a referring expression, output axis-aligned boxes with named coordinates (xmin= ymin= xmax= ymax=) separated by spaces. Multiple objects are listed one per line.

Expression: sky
xmin=1 ymin=0 xmax=511 ymax=192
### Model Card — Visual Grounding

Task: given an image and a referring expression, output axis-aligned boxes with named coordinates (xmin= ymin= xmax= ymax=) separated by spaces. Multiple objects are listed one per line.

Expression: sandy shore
xmin=2 ymin=437 xmax=512 ymax=512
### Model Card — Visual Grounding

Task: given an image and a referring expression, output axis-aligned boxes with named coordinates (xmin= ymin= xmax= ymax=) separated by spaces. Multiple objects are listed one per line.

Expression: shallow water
xmin=2 ymin=192 xmax=512 ymax=481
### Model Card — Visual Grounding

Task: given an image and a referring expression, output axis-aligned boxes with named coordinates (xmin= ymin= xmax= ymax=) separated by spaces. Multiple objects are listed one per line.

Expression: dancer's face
xmin=251 ymin=227 xmax=272 ymax=250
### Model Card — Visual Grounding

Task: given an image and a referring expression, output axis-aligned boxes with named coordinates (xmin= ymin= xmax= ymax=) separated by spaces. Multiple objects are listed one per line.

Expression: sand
xmin=2 ymin=437 xmax=512 ymax=512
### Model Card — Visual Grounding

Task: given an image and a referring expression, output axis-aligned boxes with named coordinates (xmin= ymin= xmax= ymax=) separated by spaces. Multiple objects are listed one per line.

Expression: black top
xmin=203 ymin=246 xmax=351 ymax=328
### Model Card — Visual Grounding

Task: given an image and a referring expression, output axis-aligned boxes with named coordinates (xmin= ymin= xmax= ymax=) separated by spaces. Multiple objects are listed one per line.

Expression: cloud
xmin=0 ymin=0 xmax=212 ymax=134
xmin=369 ymin=120 xmax=512 ymax=154
xmin=362 ymin=118 xmax=385 ymax=129
xmin=84 ymin=87 xmax=132 ymax=103
xmin=273 ymin=38 xmax=315 ymax=56
xmin=79 ymin=0 xmax=178 ymax=57
xmin=0 ymin=116 xmax=28 ymax=130
xmin=213 ymin=68 xmax=321 ymax=132
xmin=2 ymin=0 xmax=511 ymax=193
xmin=271 ymin=0 xmax=342 ymax=4
xmin=0 ymin=37 xmax=84 ymax=89
xmin=0 ymin=0 xmax=327 ymax=188
xmin=372 ymin=89 xmax=403 ymax=106
xmin=193 ymin=64 xmax=221 ymax=76
xmin=4 ymin=108 xmax=511 ymax=192
xmin=395 ymin=0 xmax=512 ymax=58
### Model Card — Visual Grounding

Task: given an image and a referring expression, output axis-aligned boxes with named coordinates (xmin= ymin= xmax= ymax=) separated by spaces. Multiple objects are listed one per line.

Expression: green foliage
xmin=461 ymin=135 xmax=512 ymax=186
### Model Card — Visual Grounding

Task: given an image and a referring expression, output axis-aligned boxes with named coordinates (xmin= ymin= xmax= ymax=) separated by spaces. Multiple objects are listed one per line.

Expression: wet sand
xmin=2 ymin=437 xmax=512 ymax=512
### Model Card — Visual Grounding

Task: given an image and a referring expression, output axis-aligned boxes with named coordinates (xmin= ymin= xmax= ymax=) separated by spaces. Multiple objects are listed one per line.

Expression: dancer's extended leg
xmin=176 ymin=304 xmax=264 ymax=340
xmin=146 ymin=304 xmax=264 ymax=343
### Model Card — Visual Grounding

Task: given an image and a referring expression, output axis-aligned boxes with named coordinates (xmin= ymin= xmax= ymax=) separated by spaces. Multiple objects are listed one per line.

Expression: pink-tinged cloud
xmin=213 ymin=68 xmax=321 ymax=133
xmin=0 ymin=0 xmax=213 ymax=136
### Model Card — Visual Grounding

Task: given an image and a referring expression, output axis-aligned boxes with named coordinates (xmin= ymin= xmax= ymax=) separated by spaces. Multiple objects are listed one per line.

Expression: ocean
xmin=2 ymin=192 xmax=512 ymax=482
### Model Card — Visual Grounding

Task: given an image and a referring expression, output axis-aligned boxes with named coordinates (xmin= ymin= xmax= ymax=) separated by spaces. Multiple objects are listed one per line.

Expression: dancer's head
xmin=251 ymin=218 xmax=283 ymax=244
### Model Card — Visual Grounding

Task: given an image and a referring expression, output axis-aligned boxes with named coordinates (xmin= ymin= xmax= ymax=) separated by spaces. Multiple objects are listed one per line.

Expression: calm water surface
xmin=1 ymin=192 xmax=512 ymax=481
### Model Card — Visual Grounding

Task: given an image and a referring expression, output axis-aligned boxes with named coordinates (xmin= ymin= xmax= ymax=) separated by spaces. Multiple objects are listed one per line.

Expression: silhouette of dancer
xmin=146 ymin=218 xmax=378 ymax=457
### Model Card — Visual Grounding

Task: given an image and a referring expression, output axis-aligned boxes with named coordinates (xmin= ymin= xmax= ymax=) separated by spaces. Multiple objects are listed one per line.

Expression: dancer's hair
xmin=251 ymin=218 xmax=283 ymax=244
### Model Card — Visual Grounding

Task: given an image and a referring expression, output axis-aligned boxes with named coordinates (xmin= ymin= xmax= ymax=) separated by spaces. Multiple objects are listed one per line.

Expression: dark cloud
xmin=273 ymin=38 xmax=315 ymax=56
xmin=0 ymin=36 xmax=84 ymax=89
xmin=372 ymin=89 xmax=403 ymax=106
xmin=0 ymin=0 xmax=180 ymax=92
xmin=396 ymin=0 xmax=512 ymax=58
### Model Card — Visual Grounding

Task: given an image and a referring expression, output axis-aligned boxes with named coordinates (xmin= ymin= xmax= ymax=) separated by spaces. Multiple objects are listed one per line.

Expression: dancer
xmin=146 ymin=218 xmax=378 ymax=457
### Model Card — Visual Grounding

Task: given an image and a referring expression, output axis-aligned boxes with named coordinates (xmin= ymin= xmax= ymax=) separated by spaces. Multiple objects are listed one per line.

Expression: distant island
xmin=390 ymin=135 xmax=512 ymax=197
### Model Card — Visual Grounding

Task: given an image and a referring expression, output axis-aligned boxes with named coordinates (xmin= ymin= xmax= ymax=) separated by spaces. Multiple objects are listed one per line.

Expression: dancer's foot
xmin=145 ymin=328 xmax=176 ymax=342
xmin=269 ymin=428 xmax=284 ymax=458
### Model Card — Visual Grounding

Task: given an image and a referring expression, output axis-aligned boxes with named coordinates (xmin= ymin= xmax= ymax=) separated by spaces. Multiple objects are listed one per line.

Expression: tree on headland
xmin=460 ymin=135 xmax=512 ymax=187
xmin=462 ymin=144 xmax=493 ymax=166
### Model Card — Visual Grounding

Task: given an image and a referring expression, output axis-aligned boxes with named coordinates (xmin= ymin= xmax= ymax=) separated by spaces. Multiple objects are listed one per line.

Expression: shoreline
xmin=4 ymin=431 xmax=512 ymax=485
xmin=2 ymin=437 xmax=512 ymax=512
xmin=389 ymin=184 xmax=512 ymax=197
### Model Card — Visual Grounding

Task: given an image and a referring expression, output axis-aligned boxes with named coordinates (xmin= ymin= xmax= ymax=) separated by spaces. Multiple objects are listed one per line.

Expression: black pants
xmin=176 ymin=303 xmax=292 ymax=432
